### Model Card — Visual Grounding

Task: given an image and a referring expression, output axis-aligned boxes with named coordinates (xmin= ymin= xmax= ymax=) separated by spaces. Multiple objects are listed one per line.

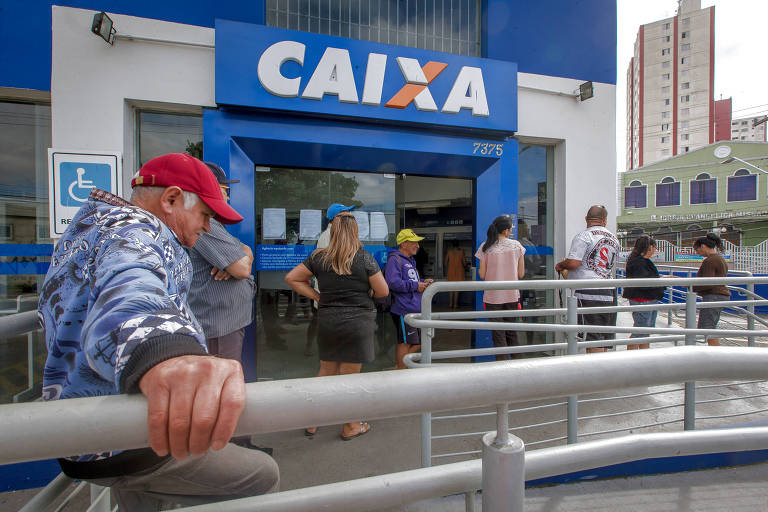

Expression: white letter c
xmin=257 ymin=41 xmax=306 ymax=98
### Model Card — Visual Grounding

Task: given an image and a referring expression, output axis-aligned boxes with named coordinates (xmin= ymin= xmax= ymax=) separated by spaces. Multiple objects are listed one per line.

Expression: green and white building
xmin=618 ymin=141 xmax=768 ymax=248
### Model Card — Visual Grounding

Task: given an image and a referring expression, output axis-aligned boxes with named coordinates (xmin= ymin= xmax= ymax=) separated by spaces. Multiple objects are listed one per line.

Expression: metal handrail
xmin=412 ymin=275 xmax=768 ymax=467
xmin=3 ymin=346 xmax=768 ymax=466
xmin=178 ymin=426 xmax=768 ymax=512
xmin=0 ymin=310 xmax=41 ymax=338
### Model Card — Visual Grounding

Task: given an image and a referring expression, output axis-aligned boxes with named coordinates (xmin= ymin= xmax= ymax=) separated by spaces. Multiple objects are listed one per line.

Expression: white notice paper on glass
xmin=369 ymin=212 xmax=389 ymax=241
xmin=299 ymin=209 xmax=322 ymax=240
xmin=353 ymin=211 xmax=369 ymax=240
xmin=263 ymin=208 xmax=286 ymax=239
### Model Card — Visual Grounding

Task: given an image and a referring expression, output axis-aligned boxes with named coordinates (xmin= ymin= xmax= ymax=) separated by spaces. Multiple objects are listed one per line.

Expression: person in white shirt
xmin=555 ymin=206 xmax=619 ymax=353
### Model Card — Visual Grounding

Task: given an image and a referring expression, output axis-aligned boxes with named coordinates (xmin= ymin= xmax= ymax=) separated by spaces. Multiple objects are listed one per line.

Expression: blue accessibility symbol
xmin=60 ymin=162 xmax=112 ymax=206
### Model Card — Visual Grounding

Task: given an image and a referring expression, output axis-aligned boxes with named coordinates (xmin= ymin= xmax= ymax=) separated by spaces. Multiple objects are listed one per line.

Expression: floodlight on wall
xmin=91 ymin=12 xmax=116 ymax=45
xmin=578 ymin=81 xmax=594 ymax=102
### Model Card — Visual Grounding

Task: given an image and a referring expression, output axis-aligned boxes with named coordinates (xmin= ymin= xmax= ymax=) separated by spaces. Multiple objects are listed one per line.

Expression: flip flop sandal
xmin=304 ymin=427 xmax=317 ymax=437
xmin=340 ymin=422 xmax=372 ymax=441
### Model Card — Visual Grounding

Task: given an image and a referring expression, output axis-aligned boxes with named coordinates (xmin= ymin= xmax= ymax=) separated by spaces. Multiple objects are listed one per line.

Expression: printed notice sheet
xmin=263 ymin=208 xmax=286 ymax=239
xmin=369 ymin=212 xmax=389 ymax=241
xmin=299 ymin=209 xmax=322 ymax=240
xmin=352 ymin=211 xmax=370 ymax=240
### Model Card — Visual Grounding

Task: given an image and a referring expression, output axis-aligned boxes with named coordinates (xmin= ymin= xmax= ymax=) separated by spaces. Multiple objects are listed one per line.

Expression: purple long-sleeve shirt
xmin=384 ymin=249 xmax=423 ymax=315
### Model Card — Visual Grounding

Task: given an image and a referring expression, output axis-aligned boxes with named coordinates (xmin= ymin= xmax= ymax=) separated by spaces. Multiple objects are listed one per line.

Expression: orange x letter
xmin=385 ymin=59 xmax=448 ymax=110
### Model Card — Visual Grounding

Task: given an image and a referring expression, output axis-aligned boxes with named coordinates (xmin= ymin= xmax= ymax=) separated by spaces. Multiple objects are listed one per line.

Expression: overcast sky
xmin=616 ymin=0 xmax=768 ymax=171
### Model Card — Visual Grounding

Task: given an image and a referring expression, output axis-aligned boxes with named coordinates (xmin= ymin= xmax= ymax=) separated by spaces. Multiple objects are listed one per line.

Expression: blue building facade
xmin=0 ymin=0 xmax=617 ymax=400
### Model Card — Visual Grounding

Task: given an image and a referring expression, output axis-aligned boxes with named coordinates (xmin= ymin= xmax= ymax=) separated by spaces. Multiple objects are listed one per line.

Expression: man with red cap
xmin=38 ymin=153 xmax=278 ymax=509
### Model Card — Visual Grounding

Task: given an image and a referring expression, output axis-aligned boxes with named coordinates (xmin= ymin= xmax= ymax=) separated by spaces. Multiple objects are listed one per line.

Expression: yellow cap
xmin=396 ymin=228 xmax=424 ymax=245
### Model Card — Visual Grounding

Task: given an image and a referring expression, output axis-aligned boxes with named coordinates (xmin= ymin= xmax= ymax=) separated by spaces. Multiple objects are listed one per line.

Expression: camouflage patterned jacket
xmin=38 ymin=189 xmax=206 ymax=471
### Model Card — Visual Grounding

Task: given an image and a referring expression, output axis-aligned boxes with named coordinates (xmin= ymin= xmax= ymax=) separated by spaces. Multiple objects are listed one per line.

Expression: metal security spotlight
xmin=91 ymin=11 xmax=115 ymax=45
xmin=578 ymin=81 xmax=594 ymax=102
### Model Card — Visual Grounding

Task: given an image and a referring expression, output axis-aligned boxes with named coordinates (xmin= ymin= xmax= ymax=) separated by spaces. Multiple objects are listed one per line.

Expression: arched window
xmin=624 ymin=179 xmax=646 ymax=208
xmin=727 ymin=169 xmax=757 ymax=202
xmin=656 ymin=176 xmax=680 ymax=207
xmin=690 ymin=173 xmax=716 ymax=204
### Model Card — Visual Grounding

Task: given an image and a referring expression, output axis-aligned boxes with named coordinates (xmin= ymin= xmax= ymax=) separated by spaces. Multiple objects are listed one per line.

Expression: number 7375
xmin=472 ymin=142 xmax=503 ymax=156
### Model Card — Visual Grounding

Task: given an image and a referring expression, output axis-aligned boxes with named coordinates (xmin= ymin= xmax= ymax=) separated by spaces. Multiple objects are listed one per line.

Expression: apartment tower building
xmin=626 ymin=0 xmax=714 ymax=169
xmin=731 ymin=116 xmax=768 ymax=142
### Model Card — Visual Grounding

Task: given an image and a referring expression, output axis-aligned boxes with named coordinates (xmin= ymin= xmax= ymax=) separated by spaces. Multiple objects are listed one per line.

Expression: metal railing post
xmin=684 ymin=291 xmax=698 ymax=431
xmin=747 ymin=278 xmax=756 ymax=347
xmin=89 ymin=484 xmax=110 ymax=512
xmin=464 ymin=491 xmax=476 ymax=512
xmin=482 ymin=403 xmax=524 ymax=512
xmin=420 ymin=290 xmax=434 ymax=468
xmin=567 ymin=295 xmax=579 ymax=444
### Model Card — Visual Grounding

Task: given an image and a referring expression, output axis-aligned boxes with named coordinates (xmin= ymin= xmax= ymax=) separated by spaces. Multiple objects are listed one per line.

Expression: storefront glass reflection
xmin=0 ymin=101 xmax=51 ymax=403
xmin=518 ymin=143 xmax=555 ymax=347
xmin=137 ymin=111 xmax=203 ymax=167
xmin=254 ymin=168 xmax=397 ymax=379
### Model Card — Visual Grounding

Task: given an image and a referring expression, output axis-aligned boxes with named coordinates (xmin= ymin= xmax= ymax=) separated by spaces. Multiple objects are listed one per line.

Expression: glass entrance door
xmin=254 ymin=167 xmax=397 ymax=380
xmin=396 ymin=174 xmax=474 ymax=356
xmin=253 ymin=169 xmax=476 ymax=379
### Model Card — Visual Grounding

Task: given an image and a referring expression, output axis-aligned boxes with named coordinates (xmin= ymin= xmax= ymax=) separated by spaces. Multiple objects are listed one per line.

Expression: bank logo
xmin=256 ymin=41 xmax=489 ymax=117
xmin=59 ymin=162 xmax=111 ymax=207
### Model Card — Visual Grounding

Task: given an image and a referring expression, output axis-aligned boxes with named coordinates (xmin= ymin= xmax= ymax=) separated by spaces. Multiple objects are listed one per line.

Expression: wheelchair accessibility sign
xmin=48 ymin=150 xmax=122 ymax=237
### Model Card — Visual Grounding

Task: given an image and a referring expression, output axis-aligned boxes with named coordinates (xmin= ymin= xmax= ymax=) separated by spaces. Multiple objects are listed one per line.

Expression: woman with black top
xmin=622 ymin=236 xmax=665 ymax=350
xmin=285 ymin=212 xmax=389 ymax=440
xmin=693 ymin=233 xmax=729 ymax=346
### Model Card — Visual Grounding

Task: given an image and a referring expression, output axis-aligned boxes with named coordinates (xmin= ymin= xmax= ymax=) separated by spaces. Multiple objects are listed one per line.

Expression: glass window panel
xmin=137 ymin=112 xmax=203 ymax=169
xmin=727 ymin=175 xmax=757 ymax=202
xmin=0 ymin=101 xmax=52 ymax=404
xmin=267 ymin=0 xmax=481 ymax=57
xmin=655 ymin=182 xmax=680 ymax=207
xmin=690 ymin=179 xmax=716 ymax=204
xmin=518 ymin=143 xmax=555 ymax=345
xmin=625 ymin=186 xmax=647 ymax=208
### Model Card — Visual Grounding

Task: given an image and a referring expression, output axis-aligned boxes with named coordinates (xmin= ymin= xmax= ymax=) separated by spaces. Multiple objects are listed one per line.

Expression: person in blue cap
xmin=318 ymin=203 xmax=356 ymax=249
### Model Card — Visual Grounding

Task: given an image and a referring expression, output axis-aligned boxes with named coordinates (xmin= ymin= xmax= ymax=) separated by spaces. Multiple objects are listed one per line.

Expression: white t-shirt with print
xmin=566 ymin=225 xmax=619 ymax=301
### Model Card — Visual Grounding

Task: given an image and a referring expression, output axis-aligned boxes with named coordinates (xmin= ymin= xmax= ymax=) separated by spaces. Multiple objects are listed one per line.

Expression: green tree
xmin=185 ymin=140 xmax=203 ymax=160
xmin=256 ymin=169 xmax=361 ymax=210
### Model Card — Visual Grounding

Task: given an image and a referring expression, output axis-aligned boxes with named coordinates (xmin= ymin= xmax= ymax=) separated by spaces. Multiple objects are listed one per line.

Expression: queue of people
xmin=36 ymin=150 xmax=733 ymax=510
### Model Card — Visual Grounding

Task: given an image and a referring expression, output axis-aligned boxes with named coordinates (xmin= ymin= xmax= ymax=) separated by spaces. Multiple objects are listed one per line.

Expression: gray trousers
xmin=89 ymin=443 xmax=279 ymax=510
xmin=207 ymin=328 xmax=245 ymax=363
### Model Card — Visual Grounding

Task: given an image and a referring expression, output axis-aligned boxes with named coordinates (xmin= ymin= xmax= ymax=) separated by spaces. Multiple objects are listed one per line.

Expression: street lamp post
xmin=720 ymin=156 xmax=768 ymax=175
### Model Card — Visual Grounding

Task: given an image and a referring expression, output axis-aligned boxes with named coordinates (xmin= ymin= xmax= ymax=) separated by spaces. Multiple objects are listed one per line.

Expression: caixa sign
xmin=215 ymin=20 xmax=517 ymax=133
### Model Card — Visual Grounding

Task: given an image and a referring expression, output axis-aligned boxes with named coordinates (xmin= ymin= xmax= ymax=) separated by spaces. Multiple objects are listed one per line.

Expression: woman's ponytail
xmin=482 ymin=215 xmax=513 ymax=253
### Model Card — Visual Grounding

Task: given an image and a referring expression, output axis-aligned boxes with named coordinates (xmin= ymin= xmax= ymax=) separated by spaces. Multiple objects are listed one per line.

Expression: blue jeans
xmin=629 ymin=299 xmax=659 ymax=338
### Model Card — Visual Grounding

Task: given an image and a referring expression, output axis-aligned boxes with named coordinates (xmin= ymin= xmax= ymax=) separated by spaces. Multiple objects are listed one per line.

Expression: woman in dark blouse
xmin=285 ymin=212 xmax=388 ymax=440
xmin=622 ymin=236 xmax=665 ymax=350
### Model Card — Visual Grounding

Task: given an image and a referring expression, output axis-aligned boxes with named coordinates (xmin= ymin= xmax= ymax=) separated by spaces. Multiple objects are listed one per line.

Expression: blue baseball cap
xmin=326 ymin=203 xmax=355 ymax=220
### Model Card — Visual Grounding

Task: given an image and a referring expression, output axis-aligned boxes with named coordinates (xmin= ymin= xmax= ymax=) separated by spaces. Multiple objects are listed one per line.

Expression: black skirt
xmin=317 ymin=306 xmax=375 ymax=363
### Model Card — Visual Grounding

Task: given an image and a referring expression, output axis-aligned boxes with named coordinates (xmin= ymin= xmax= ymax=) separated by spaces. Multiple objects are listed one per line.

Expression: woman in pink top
xmin=475 ymin=215 xmax=526 ymax=360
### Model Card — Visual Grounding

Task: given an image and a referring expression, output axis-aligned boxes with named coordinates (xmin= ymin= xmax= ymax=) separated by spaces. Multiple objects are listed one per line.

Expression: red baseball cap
xmin=131 ymin=153 xmax=244 ymax=225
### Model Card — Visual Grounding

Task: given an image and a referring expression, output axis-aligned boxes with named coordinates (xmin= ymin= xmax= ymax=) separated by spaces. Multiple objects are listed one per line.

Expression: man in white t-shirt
xmin=555 ymin=206 xmax=619 ymax=353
